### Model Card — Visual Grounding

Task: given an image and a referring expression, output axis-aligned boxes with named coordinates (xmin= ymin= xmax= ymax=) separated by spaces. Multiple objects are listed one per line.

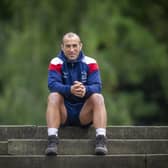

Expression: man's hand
xmin=71 ymin=81 xmax=86 ymax=98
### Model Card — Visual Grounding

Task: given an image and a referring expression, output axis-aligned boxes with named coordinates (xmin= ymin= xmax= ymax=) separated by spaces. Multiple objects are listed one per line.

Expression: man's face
xmin=61 ymin=36 xmax=82 ymax=61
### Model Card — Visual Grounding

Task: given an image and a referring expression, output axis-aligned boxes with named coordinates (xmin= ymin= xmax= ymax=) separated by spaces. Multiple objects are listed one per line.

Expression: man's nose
xmin=70 ymin=46 xmax=74 ymax=51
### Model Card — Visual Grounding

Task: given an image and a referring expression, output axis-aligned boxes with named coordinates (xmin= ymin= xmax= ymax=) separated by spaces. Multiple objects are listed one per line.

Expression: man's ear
xmin=80 ymin=42 xmax=83 ymax=50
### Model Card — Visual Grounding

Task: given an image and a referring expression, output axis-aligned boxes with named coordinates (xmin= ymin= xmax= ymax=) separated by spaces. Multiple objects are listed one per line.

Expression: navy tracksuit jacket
xmin=48 ymin=50 xmax=102 ymax=104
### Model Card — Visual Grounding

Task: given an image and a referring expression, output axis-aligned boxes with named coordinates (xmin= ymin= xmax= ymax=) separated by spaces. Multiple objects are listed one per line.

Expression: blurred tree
xmin=0 ymin=0 xmax=167 ymax=125
xmin=80 ymin=0 xmax=168 ymax=125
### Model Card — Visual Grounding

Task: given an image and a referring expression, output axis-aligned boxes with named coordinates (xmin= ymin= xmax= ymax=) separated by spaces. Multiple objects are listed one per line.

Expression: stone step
xmin=0 ymin=141 xmax=7 ymax=154
xmin=4 ymin=139 xmax=168 ymax=155
xmin=0 ymin=125 xmax=168 ymax=140
xmin=0 ymin=154 xmax=168 ymax=168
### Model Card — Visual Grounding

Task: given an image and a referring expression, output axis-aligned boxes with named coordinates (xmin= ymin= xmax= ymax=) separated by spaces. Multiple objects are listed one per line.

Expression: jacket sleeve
xmin=48 ymin=70 xmax=71 ymax=96
xmin=84 ymin=61 xmax=102 ymax=97
xmin=48 ymin=58 xmax=71 ymax=96
xmin=85 ymin=70 xmax=102 ymax=97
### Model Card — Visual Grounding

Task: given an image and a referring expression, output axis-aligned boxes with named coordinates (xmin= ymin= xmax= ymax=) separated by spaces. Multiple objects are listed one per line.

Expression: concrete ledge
xmin=146 ymin=154 xmax=168 ymax=168
xmin=1 ymin=125 xmax=168 ymax=168
xmin=1 ymin=154 xmax=168 ymax=168
xmin=7 ymin=139 xmax=168 ymax=155
xmin=0 ymin=141 xmax=8 ymax=154
xmin=0 ymin=155 xmax=145 ymax=168
xmin=0 ymin=125 xmax=168 ymax=140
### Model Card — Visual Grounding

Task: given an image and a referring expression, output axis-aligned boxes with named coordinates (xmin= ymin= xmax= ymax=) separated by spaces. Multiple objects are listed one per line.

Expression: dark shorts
xmin=62 ymin=100 xmax=92 ymax=127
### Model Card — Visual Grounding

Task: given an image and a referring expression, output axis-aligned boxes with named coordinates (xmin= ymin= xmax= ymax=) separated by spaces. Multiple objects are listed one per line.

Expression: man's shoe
xmin=45 ymin=135 xmax=59 ymax=155
xmin=95 ymin=135 xmax=108 ymax=155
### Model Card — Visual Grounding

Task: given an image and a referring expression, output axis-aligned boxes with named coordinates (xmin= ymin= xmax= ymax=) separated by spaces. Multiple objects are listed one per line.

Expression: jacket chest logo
xmin=62 ymin=72 xmax=68 ymax=79
xmin=62 ymin=71 xmax=87 ymax=83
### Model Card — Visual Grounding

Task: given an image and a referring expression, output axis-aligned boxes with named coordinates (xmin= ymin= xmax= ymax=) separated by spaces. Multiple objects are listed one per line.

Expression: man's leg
xmin=45 ymin=92 xmax=67 ymax=155
xmin=79 ymin=93 xmax=108 ymax=155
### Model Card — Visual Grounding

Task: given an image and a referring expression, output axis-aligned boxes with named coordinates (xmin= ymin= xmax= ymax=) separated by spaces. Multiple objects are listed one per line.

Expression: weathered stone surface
xmin=8 ymin=139 xmax=168 ymax=155
xmin=0 ymin=155 xmax=145 ymax=168
xmin=0 ymin=141 xmax=8 ymax=154
xmin=146 ymin=154 xmax=168 ymax=168
xmin=0 ymin=126 xmax=168 ymax=139
xmin=0 ymin=125 xmax=168 ymax=168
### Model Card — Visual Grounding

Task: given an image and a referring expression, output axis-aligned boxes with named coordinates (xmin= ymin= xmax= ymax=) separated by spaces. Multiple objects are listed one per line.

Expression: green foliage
xmin=0 ymin=0 xmax=168 ymax=125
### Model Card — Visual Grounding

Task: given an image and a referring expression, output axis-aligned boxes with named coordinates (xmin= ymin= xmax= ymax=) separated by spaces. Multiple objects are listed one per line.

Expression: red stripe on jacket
xmin=48 ymin=64 xmax=62 ymax=73
xmin=88 ymin=63 xmax=99 ymax=74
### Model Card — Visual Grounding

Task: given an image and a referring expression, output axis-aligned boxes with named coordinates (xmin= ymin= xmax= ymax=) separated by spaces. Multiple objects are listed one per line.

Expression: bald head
xmin=62 ymin=32 xmax=81 ymax=45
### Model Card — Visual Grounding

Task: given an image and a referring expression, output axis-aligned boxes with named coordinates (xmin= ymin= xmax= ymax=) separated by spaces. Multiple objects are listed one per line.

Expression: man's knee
xmin=90 ymin=93 xmax=105 ymax=105
xmin=48 ymin=92 xmax=63 ymax=105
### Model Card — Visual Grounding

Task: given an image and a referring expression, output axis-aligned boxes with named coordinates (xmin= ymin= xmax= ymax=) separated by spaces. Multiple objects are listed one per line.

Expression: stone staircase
xmin=0 ymin=125 xmax=168 ymax=168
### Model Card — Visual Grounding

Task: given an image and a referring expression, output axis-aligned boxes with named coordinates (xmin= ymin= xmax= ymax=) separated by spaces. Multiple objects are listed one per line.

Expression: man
xmin=45 ymin=32 xmax=108 ymax=155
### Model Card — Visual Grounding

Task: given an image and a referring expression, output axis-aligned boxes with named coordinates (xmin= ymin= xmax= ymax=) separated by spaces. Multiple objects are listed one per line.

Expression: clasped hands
xmin=70 ymin=81 xmax=86 ymax=98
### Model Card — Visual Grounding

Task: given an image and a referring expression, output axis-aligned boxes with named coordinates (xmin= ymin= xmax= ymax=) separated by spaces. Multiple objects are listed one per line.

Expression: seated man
xmin=45 ymin=32 xmax=108 ymax=155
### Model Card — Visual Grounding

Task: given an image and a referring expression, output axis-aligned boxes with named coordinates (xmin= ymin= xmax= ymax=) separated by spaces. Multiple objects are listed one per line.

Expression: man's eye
xmin=65 ymin=44 xmax=78 ymax=48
